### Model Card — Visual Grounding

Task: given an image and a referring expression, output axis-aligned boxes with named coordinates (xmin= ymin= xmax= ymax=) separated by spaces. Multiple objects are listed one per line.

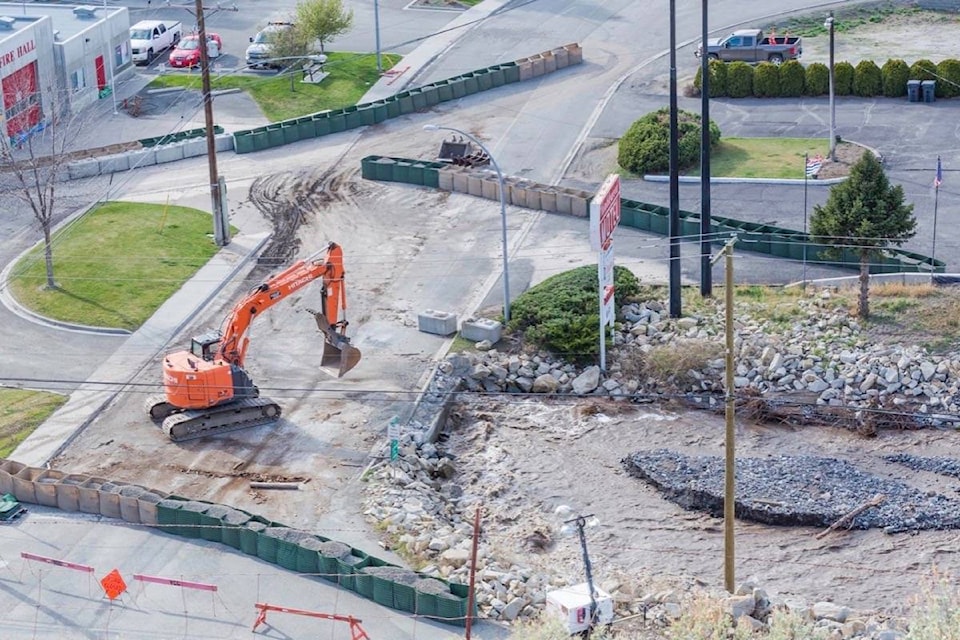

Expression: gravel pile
xmin=622 ymin=449 xmax=960 ymax=533
xmin=360 ymin=565 xmax=418 ymax=584
xmin=319 ymin=541 xmax=352 ymax=559
xmin=883 ymin=453 xmax=960 ymax=478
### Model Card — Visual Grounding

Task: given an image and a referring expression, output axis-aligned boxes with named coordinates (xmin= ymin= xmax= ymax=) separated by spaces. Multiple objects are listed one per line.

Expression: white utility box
xmin=545 ymin=582 xmax=614 ymax=635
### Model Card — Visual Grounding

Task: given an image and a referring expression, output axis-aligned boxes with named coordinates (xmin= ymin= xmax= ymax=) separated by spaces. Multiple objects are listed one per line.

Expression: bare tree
xmin=0 ymin=75 xmax=84 ymax=289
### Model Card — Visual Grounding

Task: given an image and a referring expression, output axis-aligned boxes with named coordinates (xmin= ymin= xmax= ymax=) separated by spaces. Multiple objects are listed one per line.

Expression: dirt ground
xmin=45 ymin=8 xmax=960 ymax=631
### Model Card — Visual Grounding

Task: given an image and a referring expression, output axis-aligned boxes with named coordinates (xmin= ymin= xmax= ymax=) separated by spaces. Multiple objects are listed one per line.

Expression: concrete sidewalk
xmin=11 ymin=231 xmax=270 ymax=467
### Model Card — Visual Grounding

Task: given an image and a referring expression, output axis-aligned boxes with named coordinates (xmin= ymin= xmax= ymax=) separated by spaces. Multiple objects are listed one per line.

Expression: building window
xmin=117 ymin=41 xmax=130 ymax=66
xmin=71 ymin=68 xmax=85 ymax=91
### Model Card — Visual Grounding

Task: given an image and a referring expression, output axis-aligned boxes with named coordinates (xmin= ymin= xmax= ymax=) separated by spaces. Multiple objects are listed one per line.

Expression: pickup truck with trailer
xmin=130 ymin=20 xmax=183 ymax=65
xmin=695 ymin=29 xmax=802 ymax=65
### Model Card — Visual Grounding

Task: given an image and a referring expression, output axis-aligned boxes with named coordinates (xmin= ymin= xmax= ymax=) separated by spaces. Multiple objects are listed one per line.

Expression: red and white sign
xmin=599 ymin=241 xmax=615 ymax=327
xmin=589 ymin=174 xmax=621 ymax=251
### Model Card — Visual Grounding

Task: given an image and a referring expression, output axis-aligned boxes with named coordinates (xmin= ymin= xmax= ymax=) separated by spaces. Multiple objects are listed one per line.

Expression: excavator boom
xmin=147 ymin=242 xmax=361 ymax=441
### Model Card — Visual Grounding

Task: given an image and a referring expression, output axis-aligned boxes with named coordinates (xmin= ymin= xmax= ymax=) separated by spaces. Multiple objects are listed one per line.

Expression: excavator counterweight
xmin=146 ymin=242 xmax=360 ymax=441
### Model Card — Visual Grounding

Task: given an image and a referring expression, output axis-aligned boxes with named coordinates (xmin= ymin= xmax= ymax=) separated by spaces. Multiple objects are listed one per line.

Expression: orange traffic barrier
xmin=253 ymin=603 xmax=370 ymax=639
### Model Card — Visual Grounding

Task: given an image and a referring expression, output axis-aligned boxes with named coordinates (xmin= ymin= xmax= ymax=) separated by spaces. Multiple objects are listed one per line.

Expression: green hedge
xmin=697 ymin=57 xmax=960 ymax=100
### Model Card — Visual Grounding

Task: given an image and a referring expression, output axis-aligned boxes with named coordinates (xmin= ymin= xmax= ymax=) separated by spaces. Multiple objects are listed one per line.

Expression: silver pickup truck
xmin=695 ymin=29 xmax=802 ymax=65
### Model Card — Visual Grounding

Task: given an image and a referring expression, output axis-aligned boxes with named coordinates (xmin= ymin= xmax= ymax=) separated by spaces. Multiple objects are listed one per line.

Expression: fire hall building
xmin=0 ymin=4 xmax=131 ymax=144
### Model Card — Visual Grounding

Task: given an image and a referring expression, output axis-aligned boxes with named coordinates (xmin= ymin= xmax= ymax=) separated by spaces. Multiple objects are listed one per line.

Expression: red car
xmin=168 ymin=33 xmax=223 ymax=68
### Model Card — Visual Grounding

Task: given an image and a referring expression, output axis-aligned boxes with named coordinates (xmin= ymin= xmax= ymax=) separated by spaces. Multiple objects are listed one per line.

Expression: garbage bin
xmin=922 ymin=80 xmax=936 ymax=103
xmin=907 ymin=80 xmax=921 ymax=103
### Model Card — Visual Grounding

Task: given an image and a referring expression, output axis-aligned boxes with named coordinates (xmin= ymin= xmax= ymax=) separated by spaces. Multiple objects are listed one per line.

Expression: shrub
xmin=752 ymin=62 xmax=780 ymax=97
xmin=805 ymin=62 xmax=829 ymax=96
xmin=910 ymin=58 xmax=937 ymax=81
xmin=644 ymin=340 xmax=723 ymax=386
xmin=834 ymin=61 xmax=855 ymax=96
xmin=726 ymin=61 xmax=754 ymax=98
xmin=508 ymin=265 xmax=641 ymax=361
xmin=693 ymin=59 xmax=728 ymax=97
xmin=936 ymin=59 xmax=960 ymax=98
xmin=881 ymin=59 xmax=909 ymax=97
xmin=853 ymin=60 xmax=882 ymax=96
xmin=779 ymin=60 xmax=805 ymax=97
xmin=618 ymin=108 xmax=721 ymax=175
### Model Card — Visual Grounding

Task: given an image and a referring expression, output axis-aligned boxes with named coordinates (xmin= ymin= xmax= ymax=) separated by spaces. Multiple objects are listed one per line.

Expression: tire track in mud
xmin=248 ymin=166 xmax=366 ymax=268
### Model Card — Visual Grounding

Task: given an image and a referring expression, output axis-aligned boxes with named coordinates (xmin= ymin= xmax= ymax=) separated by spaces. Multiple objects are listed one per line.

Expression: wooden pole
xmin=723 ymin=242 xmax=735 ymax=592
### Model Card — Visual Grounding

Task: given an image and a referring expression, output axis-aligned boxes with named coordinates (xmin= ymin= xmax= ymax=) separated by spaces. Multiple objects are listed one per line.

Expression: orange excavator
xmin=145 ymin=242 xmax=362 ymax=442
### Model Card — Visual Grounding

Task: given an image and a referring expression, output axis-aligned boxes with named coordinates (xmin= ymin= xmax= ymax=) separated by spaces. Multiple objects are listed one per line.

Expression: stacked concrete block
xmin=126 ymin=147 xmax=157 ymax=169
xmin=215 ymin=133 xmax=235 ymax=152
xmin=67 ymin=158 xmax=101 ymax=180
xmin=418 ymin=309 xmax=458 ymax=336
xmin=98 ymin=154 xmax=130 ymax=174
xmin=155 ymin=143 xmax=185 ymax=164
xmin=461 ymin=317 xmax=502 ymax=343
xmin=181 ymin=138 xmax=208 ymax=159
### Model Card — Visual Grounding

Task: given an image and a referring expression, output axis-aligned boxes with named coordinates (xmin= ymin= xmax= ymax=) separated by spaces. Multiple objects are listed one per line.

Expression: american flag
xmin=935 ymin=156 xmax=943 ymax=188
xmin=805 ymin=154 xmax=823 ymax=177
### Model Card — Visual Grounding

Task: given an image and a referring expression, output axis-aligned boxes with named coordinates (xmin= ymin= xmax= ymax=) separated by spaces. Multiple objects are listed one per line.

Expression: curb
xmin=643 ymin=175 xmax=847 ymax=185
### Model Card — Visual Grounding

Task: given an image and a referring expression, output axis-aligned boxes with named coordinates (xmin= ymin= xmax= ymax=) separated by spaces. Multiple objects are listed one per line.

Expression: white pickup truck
xmin=130 ymin=20 xmax=182 ymax=65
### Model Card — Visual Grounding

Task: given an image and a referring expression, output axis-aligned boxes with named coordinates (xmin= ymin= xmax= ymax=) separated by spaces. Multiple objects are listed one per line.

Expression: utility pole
xmin=710 ymin=235 xmax=738 ymax=592
xmin=171 ymin=0 xmax=237 ymax=246
xmin=699 ymin=0 xmax=712 ymax=297
xmin=668 ymin=0 xmax=681 ymax=318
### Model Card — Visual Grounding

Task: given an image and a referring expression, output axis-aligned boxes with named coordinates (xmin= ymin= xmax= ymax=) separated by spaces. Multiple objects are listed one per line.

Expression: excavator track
xmin=160 ymin=397 xmax=281 ymax=442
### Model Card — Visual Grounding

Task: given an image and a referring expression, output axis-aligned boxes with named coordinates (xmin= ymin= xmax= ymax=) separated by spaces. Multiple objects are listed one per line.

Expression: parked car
xmin=695 ymin=28 xmax=802 ymax=65
xmin=168 ymin=33 xmax=223 ymax=68
xmin=245 ymin=22 xmax=294 ymax=69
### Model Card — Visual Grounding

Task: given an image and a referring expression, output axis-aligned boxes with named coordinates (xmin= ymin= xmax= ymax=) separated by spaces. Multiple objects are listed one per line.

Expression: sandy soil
xmin=45 ymin=8 xmax=960 ymax=630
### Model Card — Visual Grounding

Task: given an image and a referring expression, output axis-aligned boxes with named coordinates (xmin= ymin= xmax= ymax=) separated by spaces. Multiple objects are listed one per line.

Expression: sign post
xmin=589 ymin=174 xmax=621 ymax=371
xmin=387 ymin=416 xmax=400 ymax=461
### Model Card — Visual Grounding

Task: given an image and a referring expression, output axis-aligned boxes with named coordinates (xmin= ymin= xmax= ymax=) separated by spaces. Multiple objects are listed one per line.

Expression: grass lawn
xmin=690 ymin=137 xmax=829 ymax=179
xmin=149 ymin=51 xmax=402 ymax=122
xmin=0 ymin=388 xmax=67 ymax=459
xmin=8 ymin=201 xmax=222 ymax=331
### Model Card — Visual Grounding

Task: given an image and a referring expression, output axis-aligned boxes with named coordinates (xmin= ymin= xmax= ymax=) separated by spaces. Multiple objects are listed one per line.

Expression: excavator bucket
xmin=321 ymin=340 xmax=362 ymax=378
xmin=310 ymin=308 xmax=362 ymax=378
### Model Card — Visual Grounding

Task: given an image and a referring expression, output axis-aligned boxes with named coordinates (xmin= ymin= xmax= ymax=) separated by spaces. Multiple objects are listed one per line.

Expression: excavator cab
xmin=191 ymin=331 xmax=222 ymax=362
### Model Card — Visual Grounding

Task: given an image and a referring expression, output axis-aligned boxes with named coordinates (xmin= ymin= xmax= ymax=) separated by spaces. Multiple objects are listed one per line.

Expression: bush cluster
xmin=508 ymin=265 xmax=641 ymax=362
xmin=692 ymin=57 xmax=960 ymax=99
xmin=617 ymin=107 xmax=721 ymax=175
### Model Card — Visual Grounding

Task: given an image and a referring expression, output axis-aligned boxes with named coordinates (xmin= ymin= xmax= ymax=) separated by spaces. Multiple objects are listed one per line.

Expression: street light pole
xmin=374 ymin=0 xmax=382 ymax=73
xmin=826 ymin=12 xmax=836 ymax=161
xmin=424 ymin=124 xmax=511 ymax=322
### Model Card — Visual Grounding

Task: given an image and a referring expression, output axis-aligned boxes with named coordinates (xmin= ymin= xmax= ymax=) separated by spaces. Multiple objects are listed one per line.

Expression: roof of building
xmin=0 ymin=3 xmax=125 ymax=42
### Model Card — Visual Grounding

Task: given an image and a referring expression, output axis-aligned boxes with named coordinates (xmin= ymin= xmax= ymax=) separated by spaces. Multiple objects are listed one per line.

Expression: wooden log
xmin=815 ymin=493 xmax=885 ymax=539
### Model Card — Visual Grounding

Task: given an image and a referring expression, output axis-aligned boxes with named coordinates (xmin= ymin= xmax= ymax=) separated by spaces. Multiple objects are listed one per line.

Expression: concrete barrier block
xmin=155 ymin=143 xmax=185 ymax=164
xmin=542 ymin=51 xmax=558 ymax=73
xmin=67 ymin=158 xmax=101 ymax=180
xmin=509 ymin=183 xmax=527 ymax=208
xmin=565 ymin=43 xmax=583 ymax=65
xmin=215 ymin=133 xmax=234 ymax=152
xmin=531 ymin=55 xmax=546 ymax=77
xmin=180 ymin=138 xmax=207 ymax=159
xmin=554 ymin=47 xmax=570 ymax=68
xmin=540 ymin=189 xmax=558 ymax=212
xmin=524 ymin=189 xmax=542 ymax=210
xmin=481 ymin=177 xmax=501 ymax=201
xmin=98 ymin=154 xmax=130 ymax=174
xmin=570 ymin=194 xmax=589 ymax=218
xmin=438 ymin=168 xmax=456 ymax=191
xmin=467 ymin=174 xmax=484 ymax=197
xmin=418 ymin=309 xmax=458 ymax=336
xmin=126 ymin=147 xmax=157 ymax=169
xmin=519 ymin=59 xmax=533 ymax=81
xmin=452 ymin=171 xmax=470 ymax=193
xmin=461 ymin=317 xmax=502 ymax=343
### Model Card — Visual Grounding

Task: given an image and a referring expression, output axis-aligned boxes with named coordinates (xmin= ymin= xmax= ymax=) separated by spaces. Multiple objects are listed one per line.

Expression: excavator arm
xmin=216 ymin=242 xmax=356 ymax=373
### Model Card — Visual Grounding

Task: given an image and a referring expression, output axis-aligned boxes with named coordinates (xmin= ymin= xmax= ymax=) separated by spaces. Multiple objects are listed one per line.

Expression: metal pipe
xmin=699 ymin=0 xmax=712 ymax=297
xmin=374 ymin=0 xmax=382 ymax=73
xmin=827 ymin=12 xmax=836 ymax=161
xmin=668 ymin=0 xmax=681 ymax=317
xmin=723 ymin=241 xmax=735 ymax=592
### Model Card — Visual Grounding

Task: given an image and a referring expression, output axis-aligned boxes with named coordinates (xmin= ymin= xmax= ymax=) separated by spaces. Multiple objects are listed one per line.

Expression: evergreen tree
xmin=810 ymin=152 xmax=915 ymax=318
